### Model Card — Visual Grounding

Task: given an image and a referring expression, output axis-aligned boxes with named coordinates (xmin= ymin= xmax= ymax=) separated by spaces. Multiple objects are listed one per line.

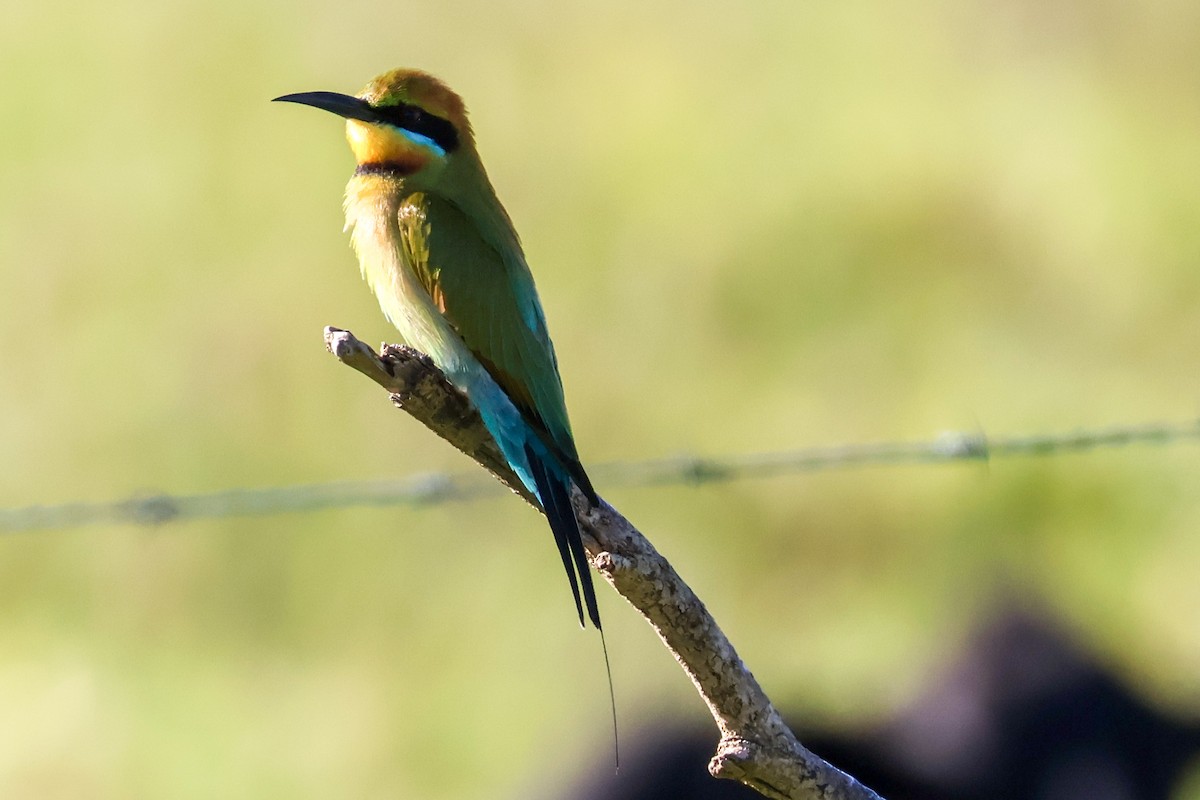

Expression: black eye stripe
xmin=375 ymin=102 xmax=460 ymax=154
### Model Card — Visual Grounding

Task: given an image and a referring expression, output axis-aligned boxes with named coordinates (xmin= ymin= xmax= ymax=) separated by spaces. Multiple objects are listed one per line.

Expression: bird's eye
xmin=379 ymin=101 xmax=460 ymax=155
xmin=403 ymin=106 xmax=426 ymax=127
xmin=389 ymin=104 xmax=432 ymax=133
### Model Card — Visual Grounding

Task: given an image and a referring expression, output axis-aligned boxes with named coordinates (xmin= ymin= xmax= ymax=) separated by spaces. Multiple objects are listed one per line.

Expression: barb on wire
xmin=1 ymin=418 xmax=1197 ymax=534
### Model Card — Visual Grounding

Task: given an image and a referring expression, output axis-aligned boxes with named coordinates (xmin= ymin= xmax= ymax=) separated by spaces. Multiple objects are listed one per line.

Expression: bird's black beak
xmin=272 ymin=91 xmax=384 ymax=124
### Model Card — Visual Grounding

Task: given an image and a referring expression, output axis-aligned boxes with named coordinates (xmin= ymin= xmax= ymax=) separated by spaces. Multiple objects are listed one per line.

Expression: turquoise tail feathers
xmin=467 ymin=378 xmax=600 ymax=629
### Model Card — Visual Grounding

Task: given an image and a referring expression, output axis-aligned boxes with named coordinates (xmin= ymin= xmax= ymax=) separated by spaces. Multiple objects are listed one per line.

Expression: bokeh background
xmin=3 ymin=0 xmax=1199 ymax=797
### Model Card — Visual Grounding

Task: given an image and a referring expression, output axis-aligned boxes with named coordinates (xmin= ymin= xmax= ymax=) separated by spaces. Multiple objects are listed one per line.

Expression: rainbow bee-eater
xmin=275 ymin=69 xmax=602 ymax=631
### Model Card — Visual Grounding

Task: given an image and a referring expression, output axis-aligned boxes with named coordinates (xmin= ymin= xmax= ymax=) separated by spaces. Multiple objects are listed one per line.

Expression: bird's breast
xmin=343 ymin=179 xmax=469 ymax=375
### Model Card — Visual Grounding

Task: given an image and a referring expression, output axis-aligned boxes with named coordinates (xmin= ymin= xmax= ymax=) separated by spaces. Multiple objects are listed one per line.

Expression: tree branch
xmin=324 ymin=326 xmax=885 ymax=800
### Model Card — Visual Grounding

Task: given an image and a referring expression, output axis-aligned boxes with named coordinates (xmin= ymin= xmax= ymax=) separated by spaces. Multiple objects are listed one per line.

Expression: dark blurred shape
xmin=569 ymin=610 xmax=1200 ymax=800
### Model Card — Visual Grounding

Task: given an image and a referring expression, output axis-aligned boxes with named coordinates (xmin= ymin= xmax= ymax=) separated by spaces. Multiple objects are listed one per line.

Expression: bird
xmin=274 ymin=69 xmax=603 ymax=632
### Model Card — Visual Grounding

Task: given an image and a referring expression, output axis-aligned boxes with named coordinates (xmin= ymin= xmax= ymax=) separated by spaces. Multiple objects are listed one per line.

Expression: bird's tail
xmin=524 ymin=443 xmax=618 ymax=769
xmin=524 ymin=443 xmax=601 ymax=630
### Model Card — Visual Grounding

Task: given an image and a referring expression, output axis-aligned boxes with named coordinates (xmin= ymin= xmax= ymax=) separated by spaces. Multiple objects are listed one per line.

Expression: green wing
xmin=397 ymin=192 xmax=583 ymax=470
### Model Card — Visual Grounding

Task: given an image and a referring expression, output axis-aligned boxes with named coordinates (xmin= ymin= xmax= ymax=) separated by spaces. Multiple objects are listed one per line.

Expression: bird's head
xmin=275 ymin=68 xmax=473 ymax=179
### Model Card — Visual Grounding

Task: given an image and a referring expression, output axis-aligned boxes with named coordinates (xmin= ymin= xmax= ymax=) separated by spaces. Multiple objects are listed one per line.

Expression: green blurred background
xmin=2 ymin=0 xmax=1199 ymax=797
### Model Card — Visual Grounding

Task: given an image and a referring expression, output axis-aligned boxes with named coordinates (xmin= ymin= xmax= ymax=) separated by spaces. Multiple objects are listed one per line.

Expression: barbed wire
xmin=2 ymin=418 xmax=1197 ymax=534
